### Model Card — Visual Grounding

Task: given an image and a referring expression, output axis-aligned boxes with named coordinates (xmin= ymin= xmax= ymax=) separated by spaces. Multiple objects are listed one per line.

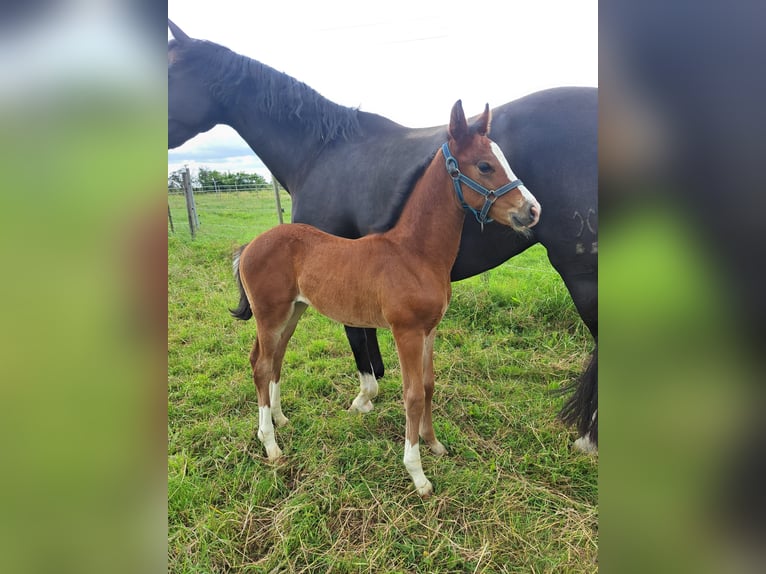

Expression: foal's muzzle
xmin=510 ymin=201 xmax=540 ymax=230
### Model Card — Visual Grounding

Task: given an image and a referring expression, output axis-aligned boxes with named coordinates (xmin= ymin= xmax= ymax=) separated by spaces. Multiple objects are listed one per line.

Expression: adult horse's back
xmin=168 ymin=20 xmax=597 ymax=450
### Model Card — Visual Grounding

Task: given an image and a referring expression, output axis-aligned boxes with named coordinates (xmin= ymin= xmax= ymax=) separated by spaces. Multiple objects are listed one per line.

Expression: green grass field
xmin=168 ymin=192 xmax=597 ymax=573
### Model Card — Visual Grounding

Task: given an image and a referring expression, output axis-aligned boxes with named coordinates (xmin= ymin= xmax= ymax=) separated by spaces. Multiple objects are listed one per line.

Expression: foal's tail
xmin=229 ymin=245 xmax=253 ymax=321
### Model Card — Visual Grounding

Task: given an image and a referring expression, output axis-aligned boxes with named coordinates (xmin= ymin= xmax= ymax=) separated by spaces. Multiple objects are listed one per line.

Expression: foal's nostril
xmin=524 ymin=203 xmax=540 ymax=228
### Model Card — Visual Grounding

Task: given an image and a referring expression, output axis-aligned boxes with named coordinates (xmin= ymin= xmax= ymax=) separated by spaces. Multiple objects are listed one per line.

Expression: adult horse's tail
xmin=230 ymin=246 xmax=253 ymax=320
xmin=559 ymin=345 xmax=598 ymax=451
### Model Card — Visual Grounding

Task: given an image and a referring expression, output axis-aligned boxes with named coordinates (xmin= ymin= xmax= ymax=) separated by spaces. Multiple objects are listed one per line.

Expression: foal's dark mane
xmin=170 ymin=38 xmax=362 ymax=142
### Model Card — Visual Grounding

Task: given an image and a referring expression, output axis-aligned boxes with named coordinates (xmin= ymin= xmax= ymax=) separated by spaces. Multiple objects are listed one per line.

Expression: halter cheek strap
xmin=442 ymin=142 xmax=523 ymax=228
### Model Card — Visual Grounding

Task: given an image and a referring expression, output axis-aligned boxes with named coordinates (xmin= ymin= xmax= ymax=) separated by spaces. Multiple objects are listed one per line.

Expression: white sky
xmin=168 ymin=0 xmax=597 ymax=180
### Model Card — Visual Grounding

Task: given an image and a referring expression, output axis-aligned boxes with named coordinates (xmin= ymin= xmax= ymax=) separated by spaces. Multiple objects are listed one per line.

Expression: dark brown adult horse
xmin=232 ymin=101 xmax=540 ymax=495
xmin=168 ymin=20 xmax=597 ymax=451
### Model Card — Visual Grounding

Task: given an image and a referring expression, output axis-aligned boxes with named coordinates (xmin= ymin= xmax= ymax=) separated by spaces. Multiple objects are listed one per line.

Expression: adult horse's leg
xmin=393 ymin=327 xmax=432 ymax=497
xmin=269 ymin=302 xmax=308 ymax=427
xmin=567 ymin=346 xmax=598 ymax=453
xmin=344 ymin=327 xmax=384 ymax=377
xmin=552 ymin=260 xmax=598 ymax=452
xmin=346 ymin=326 xmax=383 ymax=413
xmin=365 ymin=328 xmax=385 ymax=378
xmin=419 ymin=329 xmax=447 ymax=456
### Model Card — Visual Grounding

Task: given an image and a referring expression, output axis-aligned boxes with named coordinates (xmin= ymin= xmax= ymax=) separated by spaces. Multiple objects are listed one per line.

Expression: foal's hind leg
xmin=251 ymin=303 xmax=301 ymax=462
xmin=251 ymin=330 xmax=282 ymax=461
xmin=269 ymin=302 xmax=307 ymax=427
xmin=420 ymin=329 xmax=447 ymax=456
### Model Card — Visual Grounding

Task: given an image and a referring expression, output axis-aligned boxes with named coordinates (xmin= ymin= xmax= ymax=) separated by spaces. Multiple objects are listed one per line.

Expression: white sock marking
xmin=258 ymin=405 xmax=282 ymax=460
xmin=573 ymin=410 xmax=598 ymax=453
xmin=404 ymin=439 xmax=432 ymax=495
xmin=269 ymin=381 xmax=288 ymax=427
xmin=350 ymin=372 xmax=378 ymax=413
xmin=573 ymin=435 xmax=598 ymax=453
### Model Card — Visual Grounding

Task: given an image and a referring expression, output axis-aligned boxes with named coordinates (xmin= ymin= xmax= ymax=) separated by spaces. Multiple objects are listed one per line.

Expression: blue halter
xmin=442 ymin=142 xmax=523 ymax=227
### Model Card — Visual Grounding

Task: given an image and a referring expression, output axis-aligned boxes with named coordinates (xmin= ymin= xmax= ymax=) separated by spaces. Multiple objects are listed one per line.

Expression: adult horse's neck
xmin=202 ymin=44 xmax=362 ymax=191
xmin=385 ymin=150 xmax=465 ymax=275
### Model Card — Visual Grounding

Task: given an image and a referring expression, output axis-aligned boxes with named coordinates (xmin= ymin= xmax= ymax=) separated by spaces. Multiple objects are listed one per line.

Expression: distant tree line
xmin=168 ymin=168 xmax=268 ymax=191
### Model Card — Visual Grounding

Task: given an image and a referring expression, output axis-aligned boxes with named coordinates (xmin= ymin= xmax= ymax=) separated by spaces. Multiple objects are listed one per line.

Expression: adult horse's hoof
xmin=574 ymin=435 xmax=598 ymax=454
xmin=348 ymin=399 xmax=374 ymax=413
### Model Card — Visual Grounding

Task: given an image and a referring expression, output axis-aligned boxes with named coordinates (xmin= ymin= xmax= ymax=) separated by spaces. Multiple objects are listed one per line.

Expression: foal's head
xmin=446 ymin=100 xmax=541 ymax=231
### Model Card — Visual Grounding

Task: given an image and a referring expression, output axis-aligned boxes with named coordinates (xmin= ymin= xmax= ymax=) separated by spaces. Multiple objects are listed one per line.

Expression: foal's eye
xmin=477 ymin=162 xmax=493 ymax=175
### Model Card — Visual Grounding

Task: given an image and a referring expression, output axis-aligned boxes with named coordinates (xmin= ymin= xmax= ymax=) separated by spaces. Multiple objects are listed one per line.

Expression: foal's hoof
xmin=415 ymin=479 xmax=434 ymax=498
xmin=429 ymin=441 xmax=448 ymax=456
xmin=273 ymin=414 xmax=289 ymax=428
xmin=265 ymin=444 xmax=283 ymax=461
xmin=348 ymin=400 xmax=374 ymax=414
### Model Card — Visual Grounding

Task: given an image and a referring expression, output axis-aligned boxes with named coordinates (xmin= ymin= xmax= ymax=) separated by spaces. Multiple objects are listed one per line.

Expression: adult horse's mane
xmin=369 ymin=117 xmax=498 ymax=234
xmin=370 ymin=150 xmax=436 ymax=234
xmin=169 ymin=38 xmax=362 ymax=143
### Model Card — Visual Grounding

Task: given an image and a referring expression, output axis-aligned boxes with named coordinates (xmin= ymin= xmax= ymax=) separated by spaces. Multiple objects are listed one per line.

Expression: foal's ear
xmin=448 ymin=100 xmax=469 ymax=143
xmin=473 ymin=103 xmax=491 ymax=136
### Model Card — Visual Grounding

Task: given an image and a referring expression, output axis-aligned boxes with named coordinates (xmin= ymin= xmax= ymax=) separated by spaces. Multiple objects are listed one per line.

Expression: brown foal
xmin=231 ymin=100 xmax=540 ymax=496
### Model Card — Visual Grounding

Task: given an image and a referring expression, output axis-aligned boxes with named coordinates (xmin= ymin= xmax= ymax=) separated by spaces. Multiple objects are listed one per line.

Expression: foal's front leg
xmin=420 ymin=329 xmax=447 ymax=456
xmin=394 ymin=328 xmax=433 ymax=497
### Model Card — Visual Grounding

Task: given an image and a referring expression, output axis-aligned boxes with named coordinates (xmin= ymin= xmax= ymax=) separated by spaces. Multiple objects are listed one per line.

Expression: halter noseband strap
xmin=442 ymin=142 xmax=523 ymax=227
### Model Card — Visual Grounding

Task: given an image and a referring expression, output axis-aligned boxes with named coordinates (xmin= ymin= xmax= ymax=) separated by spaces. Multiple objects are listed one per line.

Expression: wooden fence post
xmin=168 ymin=203 xmax=175 ymax=234
xmin=182 ymin=167 xmax=199 ymax=238
xmin=271 ymin=174 xmax=284 ymax=224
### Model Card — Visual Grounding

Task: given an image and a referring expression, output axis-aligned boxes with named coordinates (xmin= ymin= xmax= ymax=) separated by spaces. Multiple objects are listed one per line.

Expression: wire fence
xmin=167 ymin=182 xmax=270 ymax=195
xmin=168 ymin=181 xmax=292 ymax=242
